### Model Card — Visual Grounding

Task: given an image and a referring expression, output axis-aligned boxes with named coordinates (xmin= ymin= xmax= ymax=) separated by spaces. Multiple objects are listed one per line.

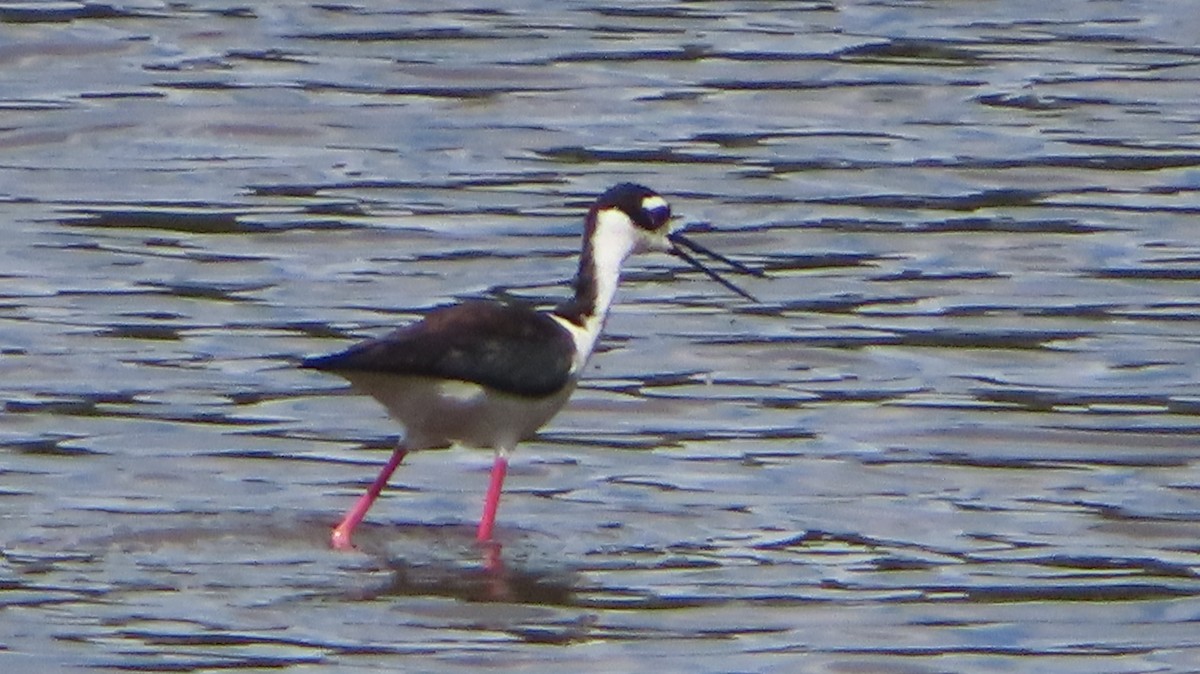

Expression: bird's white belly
xmin=333 ymin=372 xmax=577 ymax=451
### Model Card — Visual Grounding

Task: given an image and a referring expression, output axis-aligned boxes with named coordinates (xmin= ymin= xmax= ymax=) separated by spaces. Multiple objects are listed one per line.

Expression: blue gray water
xmin=1 ymin=2 xmax=1198 ymax=672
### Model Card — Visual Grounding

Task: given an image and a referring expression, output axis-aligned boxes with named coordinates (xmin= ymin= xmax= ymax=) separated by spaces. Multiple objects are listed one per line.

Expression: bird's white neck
xmin=552 ymin=207 xmax=644 ymax=375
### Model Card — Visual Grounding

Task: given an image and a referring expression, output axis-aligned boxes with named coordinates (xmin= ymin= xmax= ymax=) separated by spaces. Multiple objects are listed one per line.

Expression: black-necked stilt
xmin=303 ymin=183 xmax=760 ymax=550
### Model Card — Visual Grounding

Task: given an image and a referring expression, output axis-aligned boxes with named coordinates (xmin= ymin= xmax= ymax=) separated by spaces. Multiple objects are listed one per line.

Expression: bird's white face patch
xmin=641 ymin=195 xmax=669 ymax=227
xmin=641 ymin=194 xmax=668 ymax=211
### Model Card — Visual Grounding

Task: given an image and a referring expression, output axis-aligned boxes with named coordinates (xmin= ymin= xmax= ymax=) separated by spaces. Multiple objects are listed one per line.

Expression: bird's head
xmin=587 ymin=183 xmax=762 ymax=301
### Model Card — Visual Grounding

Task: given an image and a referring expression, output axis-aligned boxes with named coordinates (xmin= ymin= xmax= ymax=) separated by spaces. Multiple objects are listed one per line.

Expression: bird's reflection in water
xmin=344 ymin=524 xmax=582 ymax=606
xmin=68 ymin=514 xmax=584 ymax=608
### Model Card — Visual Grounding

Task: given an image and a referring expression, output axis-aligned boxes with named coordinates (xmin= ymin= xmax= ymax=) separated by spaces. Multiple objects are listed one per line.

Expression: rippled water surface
xmin=2 ymin=1 xmax=1199 ymax=672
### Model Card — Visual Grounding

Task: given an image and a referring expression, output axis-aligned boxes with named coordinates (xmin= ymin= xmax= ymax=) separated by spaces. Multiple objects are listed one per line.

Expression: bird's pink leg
xmin=476 ymin=449 xmax=510 ymax=543
xmin=331 ymin=447 xmax=408 ymax=550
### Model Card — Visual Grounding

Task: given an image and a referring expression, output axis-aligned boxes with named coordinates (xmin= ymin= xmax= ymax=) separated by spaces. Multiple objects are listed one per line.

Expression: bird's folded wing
xmin=302 ymin=301 xmax=576 ymax=398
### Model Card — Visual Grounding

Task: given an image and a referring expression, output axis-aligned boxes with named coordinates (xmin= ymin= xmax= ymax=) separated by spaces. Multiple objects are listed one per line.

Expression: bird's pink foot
xmin=481 ymin=540 xmax=504 ymax=574
xmin=331 ymin=526 xmax=355 ymax=550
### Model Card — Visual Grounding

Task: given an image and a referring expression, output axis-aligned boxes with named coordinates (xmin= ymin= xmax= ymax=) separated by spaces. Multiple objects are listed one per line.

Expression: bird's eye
xmin=641 ymin=195 xmax=671 ymax=228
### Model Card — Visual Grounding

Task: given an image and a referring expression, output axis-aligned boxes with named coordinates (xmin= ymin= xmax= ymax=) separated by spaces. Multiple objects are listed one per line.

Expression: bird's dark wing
xmin=301 ymin=301 xmax=576 ymax=398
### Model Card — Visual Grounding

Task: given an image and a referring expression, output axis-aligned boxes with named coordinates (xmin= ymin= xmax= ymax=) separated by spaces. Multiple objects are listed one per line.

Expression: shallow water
xmin=2 ymin=1 xmax=1199 ymax=672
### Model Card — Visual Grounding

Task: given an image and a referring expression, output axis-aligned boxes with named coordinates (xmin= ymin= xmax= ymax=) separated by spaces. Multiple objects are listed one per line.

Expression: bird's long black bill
xmin=670 ymin=231 xmax=766 ymax=279
xmin=668 ymin=231 xmax=762 ymax=302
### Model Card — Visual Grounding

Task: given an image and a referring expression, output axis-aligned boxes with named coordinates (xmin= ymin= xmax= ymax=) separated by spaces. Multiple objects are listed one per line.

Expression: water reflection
xmin=356 ymin=545 xmax=579 ymax=609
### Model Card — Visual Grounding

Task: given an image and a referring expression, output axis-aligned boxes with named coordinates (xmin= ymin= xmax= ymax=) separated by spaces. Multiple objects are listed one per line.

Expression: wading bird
xmin=303 ymin=183 xmax=760 ymax=550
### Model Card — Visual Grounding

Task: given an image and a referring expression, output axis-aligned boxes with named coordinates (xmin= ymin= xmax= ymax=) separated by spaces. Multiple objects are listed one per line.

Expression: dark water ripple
xmin=2 ymin=1 xmax=1199 ymax=672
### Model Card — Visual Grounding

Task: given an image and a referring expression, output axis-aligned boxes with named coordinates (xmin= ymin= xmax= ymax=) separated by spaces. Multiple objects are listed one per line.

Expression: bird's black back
xmin=302 ymin=301 xmax=576 ymax=398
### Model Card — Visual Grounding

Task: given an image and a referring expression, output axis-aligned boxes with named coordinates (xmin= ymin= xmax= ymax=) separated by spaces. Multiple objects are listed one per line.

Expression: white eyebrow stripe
xmin=641 ymin=195 xmax=668 ymax=212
